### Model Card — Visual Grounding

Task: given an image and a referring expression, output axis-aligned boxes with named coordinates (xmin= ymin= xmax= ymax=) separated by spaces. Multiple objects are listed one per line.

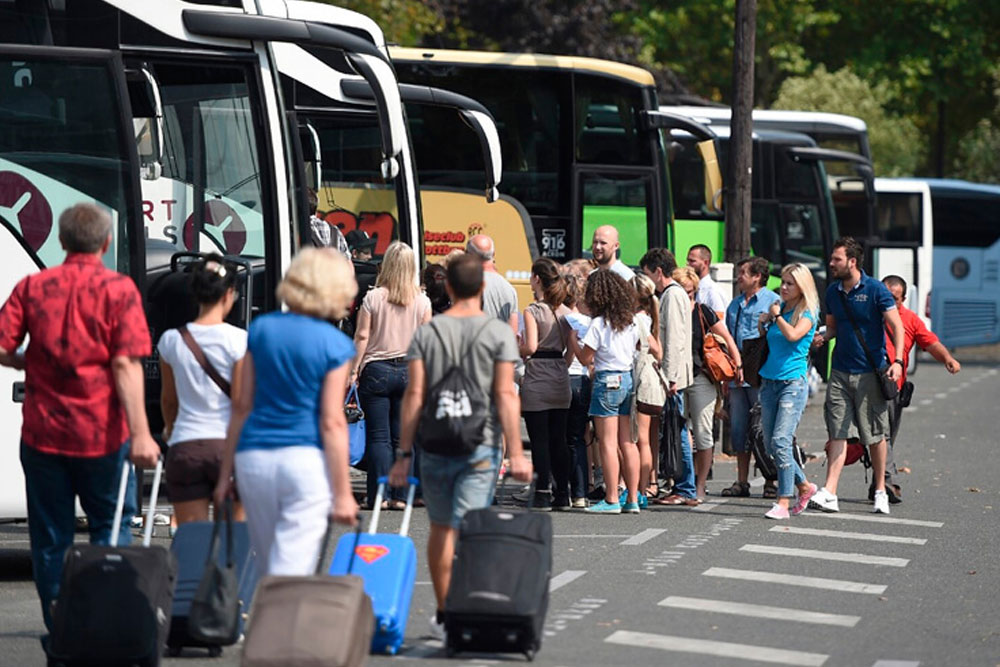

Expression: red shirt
xmin=0 ymin=254 xmax=151 ymax=457
xmin=884 ymin=304 xmax=939 ymax=388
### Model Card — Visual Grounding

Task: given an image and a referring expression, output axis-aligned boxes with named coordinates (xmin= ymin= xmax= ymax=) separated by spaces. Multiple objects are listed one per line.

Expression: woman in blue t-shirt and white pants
xmin=214 ymin=248 xmax=360 ymax=576
xmin=758 ymin=263 xmax=820 ymax=520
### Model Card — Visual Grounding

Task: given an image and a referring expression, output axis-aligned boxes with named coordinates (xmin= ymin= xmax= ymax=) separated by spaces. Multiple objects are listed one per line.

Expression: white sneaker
xmin=872 ymin=490 xmax=890 ymax=514
xmin=428 ymin=615 xmax=446 ymax=642
xmin=809 ymin=487 xmax=840 ymax=513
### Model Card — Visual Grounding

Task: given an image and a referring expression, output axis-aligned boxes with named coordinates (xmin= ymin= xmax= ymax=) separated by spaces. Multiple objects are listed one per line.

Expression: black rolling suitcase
xmin=444 ymin=478 xmax=552 ymax=661
xmin=47 ymin=458 xmax=177 ymax=667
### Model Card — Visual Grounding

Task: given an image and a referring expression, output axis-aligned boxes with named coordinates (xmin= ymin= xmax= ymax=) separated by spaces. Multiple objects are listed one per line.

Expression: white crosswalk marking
xmin=703 ymin=567 xmax=887 ymax=594
xmin=769 ymin=525 xmax=928 ymax=545
xmin=620 ymin=528 xmax=666 ymax=545
xmin=549 ymin=570 xmax=586 ymax=592
xmin=605 ymin=630 xmax=828 ymax=666
xmin=800 ymin=512 xmax=944 ymax=528
xmin=741 ymin=544 xmax=909 ymax=567
xmin=659 ymin=596 xmax=861 ymax=627
xmin=871 ymin=661 xmax=920 ymax=667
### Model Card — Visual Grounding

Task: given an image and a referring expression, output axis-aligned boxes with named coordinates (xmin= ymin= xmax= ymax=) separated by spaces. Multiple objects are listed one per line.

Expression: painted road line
xmin=770 ymin=526 xmax=928 ymax=545
xmin=693 ymin=497 xmax=732 ymax=512
xmin=620 ymin=528 xmax=667 ymax=545
xmin=703 ymin=567 xmax=887 ymax=594
xmin=605 ymin=630 xmax=828 ymax=666
xmin=659 ymin=596 xmax=860 ymax=627
xmin=872 ymin=661 xmax=920 ymax=667
xmin=549 ymin=570 xmax=587 ymax=592
xmin=801 ymin=512 xmax=944 ymax=528
xmin=741 ymin=544 xmax=909 ymax=567
xmin=749 ymin=477 xmax=765 ymax=488
xmin=554 ymin=534 xmax=632 ymax=539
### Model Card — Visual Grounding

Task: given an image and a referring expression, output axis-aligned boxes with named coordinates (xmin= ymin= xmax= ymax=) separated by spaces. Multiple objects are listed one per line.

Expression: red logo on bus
xmin=183 ymin=200 xmax=247 ymax=254
xmin=0 ymin=171 xmax=52 ymax=252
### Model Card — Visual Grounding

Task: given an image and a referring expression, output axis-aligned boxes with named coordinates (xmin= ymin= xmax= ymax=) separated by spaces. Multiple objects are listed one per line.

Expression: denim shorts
xmin=420 ymin=444 xmax=502 ymax=528
xmin=588 ymin=370 xmax=634 ymax=418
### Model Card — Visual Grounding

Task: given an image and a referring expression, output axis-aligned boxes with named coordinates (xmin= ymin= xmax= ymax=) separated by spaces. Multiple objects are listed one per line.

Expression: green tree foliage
xmin=314 ymin=0 xmax=441 ymax=45
xmin=773 ymin=66 xmax=922 ymax=177
xmin=954 ymin=118 xmax=1000 ymax=184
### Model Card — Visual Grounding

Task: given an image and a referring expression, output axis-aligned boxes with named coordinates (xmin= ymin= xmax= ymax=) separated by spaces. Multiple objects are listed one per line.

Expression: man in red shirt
xmin=878 ymin=275 xmax=961 ymax=501
xmin=0 ymin=203 xmax=160 ymax=633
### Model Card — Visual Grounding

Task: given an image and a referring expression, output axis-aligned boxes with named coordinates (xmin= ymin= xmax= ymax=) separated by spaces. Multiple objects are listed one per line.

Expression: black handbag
xmin=741 ymin=335 xmax=769 ymax=388
xmin=188 ymin=501 xmax=240 ymax=646
xmin=837 ymin=291 xmax=898 ymax=401
xmin=736 ymin=299 xmax=769 ymax=388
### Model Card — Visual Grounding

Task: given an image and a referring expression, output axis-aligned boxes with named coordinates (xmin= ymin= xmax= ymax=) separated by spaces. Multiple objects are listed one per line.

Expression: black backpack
xmin=748 ymin=403 xmax=806 ymax=481
xmin=419 ymin=319 xmax=493 ymax=456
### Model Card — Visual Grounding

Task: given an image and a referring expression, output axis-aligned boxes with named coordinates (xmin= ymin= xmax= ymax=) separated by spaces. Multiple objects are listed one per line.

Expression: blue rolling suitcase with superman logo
xmin=329 ymin=476 xmax=418 ymax=655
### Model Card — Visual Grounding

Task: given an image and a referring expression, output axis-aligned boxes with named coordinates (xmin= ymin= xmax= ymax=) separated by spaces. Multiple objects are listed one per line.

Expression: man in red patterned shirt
xmin=876 ymin=274 xmax=961 ymax=502
xmin=0 ymin=203 xmax=160 ymax=633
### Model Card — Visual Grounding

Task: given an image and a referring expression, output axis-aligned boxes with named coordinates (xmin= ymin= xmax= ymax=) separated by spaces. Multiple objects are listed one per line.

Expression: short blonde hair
xmin=376 ymin=242 xmax=420 ymax=306
xmin=276 ymin=247 xmax=357 ymax=320
xmin=672 ymin=266 xmax=700 ymax=291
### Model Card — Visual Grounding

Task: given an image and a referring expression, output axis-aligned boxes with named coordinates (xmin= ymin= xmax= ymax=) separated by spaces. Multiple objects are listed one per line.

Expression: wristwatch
xmin=892 ymin=359 xmax=903 ymax=367
xmin=395 ymin=448 xmax=413 ymax=459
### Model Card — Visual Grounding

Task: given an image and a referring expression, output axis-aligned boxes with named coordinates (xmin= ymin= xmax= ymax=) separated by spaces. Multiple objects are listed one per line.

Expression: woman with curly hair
xmin=568 ymin=269 xmax=649 ymax=514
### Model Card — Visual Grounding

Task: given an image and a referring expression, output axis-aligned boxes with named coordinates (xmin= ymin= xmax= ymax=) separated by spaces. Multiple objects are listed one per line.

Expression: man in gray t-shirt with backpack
xmin=390 ymin=253 xmax=532 ymax=641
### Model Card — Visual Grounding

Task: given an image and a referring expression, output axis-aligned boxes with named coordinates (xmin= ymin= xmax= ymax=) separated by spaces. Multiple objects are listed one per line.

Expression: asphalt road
xmin=1 ymin=361 xmax=997 ymax=666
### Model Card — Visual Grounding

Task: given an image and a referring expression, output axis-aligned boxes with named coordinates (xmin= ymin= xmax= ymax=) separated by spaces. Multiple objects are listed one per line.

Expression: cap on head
xmin=345 ymin=229 xmax=377 ymax=251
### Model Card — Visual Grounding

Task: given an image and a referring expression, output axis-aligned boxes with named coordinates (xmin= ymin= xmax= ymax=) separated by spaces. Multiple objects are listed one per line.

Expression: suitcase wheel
xmin=445 ymin=646 xmax=457 ymax=658
xmin=208 ymin=646 xmax=223 ymax=658
xmin=166 ymin=646 xmax=182 ymax=658
xmin=524 ymin=648 xmax=535 ymax=662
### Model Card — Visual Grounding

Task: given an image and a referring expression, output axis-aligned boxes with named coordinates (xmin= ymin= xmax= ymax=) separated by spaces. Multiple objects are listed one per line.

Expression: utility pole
xmin=725 ymin=0 xmax=756 ymax=263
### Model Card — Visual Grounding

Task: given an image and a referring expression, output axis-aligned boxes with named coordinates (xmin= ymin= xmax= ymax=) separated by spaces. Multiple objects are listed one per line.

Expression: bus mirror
xmin=697 ymin=139 xmax=724 ymax=214
xmin=381 ymin=155 xmax=400 ymax=180
xmin=126 ymin=68 xmax=164 ymax=181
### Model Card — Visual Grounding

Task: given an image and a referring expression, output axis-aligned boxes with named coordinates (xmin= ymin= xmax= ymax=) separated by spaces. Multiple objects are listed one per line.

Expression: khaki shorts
xmin=685 ymin=373 xmax=717 ymax=452
xmin=824 ymin=369 xmax=889 ymax=446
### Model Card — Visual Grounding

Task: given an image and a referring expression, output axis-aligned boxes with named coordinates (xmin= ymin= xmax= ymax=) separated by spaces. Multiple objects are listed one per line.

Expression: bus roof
xmin=662 ymin=106 xmax=869 ymax=134
xmin=390 ymin=47 xmax=656 ymax=88
xmin=920 ymin=179 xmax=1000 ymax=198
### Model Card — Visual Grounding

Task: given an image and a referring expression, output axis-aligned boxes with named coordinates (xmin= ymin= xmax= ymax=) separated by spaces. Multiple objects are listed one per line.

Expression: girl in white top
xmin=159 ymin=256 xmax=247 ymax=526
xmin=568 ymin=270 xmax=655 ymax=514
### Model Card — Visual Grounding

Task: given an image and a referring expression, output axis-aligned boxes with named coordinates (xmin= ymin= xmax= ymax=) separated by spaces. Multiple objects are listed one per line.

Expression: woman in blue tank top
xmin=757 ymin=263 xmax=819 ymax=520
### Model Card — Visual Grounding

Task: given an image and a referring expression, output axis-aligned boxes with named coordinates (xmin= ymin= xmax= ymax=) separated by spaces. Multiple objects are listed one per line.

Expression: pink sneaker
xmin=764 ymin=504 xmax=789 ymax=520
xmin=791 ymin=483 xmax=818 ymax=516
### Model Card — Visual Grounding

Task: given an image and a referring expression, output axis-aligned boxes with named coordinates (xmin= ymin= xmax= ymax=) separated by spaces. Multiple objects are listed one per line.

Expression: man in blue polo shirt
xmin=810 ymin=237 xmax=904 ymax=514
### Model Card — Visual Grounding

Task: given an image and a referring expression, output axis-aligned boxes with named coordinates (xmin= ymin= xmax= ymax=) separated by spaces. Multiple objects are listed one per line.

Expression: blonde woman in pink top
xmin=350 ymin=242 xmax=432 ymax=508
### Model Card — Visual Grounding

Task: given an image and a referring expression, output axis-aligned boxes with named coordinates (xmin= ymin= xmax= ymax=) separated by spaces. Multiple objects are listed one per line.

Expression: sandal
xmin=645 ymin=484 xmax=660 ymax=499
xmin=720 ymin=481 xmax=750 ymax=497
xmin=762 ymin=482 xmax=778 ymax=499
xmin=388 ymin=499 xmax=407 ymax=511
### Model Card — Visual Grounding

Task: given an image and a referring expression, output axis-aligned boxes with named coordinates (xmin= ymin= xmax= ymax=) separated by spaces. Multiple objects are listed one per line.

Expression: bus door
xmin=0 ymin=46 xmax=143 ymax=518
xmin=130 ymin=55 xmax=279 ymax=434
xmin=874 ymin=179 xmax=934 ymax=329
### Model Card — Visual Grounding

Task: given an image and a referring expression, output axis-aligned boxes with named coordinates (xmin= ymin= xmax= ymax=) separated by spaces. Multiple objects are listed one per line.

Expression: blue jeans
xmin=760 ymin=377 xmax=809 ymax=497
xmin=728 ymin=385 xmax=760 ymax=454
xmin=567 ymin=375 xmax=592 ymax=499
xmin=20 ymin=441 xmax=136 ymax=632
xmin=673 ymin=392 xmax=697 ymax=499
xmin=359 ymin=359 xmax=409 ymax=504
xmin=420 ymin=444 xmax=502 ymax=528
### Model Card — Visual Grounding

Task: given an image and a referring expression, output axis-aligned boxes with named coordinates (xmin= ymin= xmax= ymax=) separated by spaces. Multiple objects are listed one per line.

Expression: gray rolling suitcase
xmin=240 ymin=520 xmax=373 ymax=667
xmin=47 ymin=458 xmax=177 ymax=667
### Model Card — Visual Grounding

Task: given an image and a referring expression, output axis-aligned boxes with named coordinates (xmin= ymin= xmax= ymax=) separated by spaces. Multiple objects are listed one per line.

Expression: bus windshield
xmin=393 ymin=50 xmax=669 ymax=271
xmin=0 ymin=54 xmax=133 ymax=271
